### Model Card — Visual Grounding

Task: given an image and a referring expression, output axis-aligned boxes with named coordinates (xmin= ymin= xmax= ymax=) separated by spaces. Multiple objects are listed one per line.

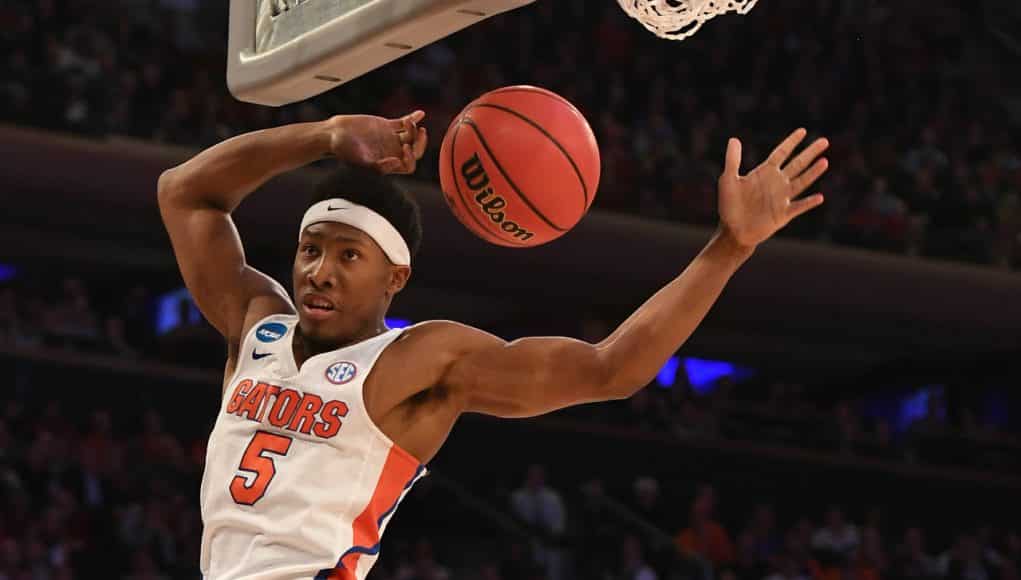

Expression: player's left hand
xmin=717 ymin=128 xmax=829 ymax=250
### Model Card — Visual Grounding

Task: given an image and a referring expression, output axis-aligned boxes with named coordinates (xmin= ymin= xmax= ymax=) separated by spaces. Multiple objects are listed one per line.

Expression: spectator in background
xmin=845 ymin=176 xmax=909 ymax=251
xmin=619 ymin=388 xmax=668 ymax=433
xmin=105 ymin=315 xmax=139 ymax=358
xmin=125 ymin=548 xmax=170 ymax=580
xmin=511 ymin=464 xmax=567 ymax=580
xmin=500 ymin=540 xmax=544 ymax=580
xmin=765 ymin=554 xmax=812 ymax=580
xmin=1007 ymin=532 xmax=1021 ymax=569
xmin=672 ymin=394 xmax=720 ymax=441
xmin=79 ymin=409 xmax=121 ymax=478
xmin=476 ymin=562 xmax=504 ymax=580
xmin=156 ymin=297 xmax=221 ymax=367
xmin=811 ymin=507 xmax=859 ymax=569
xmin=628 ymin=476 xmax=673 ymax=533
xmin=864 ymin=419 xmax=902 ymax=461
xmin=832 ymin=400 xmax=864 ymax=455
xmin=608 ymin=475 xmax=689 ymax=574
xmin=945 ymin=534 xmax=991 ymax=580
xmin=139 ymin=410 xmax=184 ymax=467
xmin=896 ymin=527 xmax=941 ymax=580
xmin=0 ymin=418 xmax=10 ymax=465
xmin=1000 ymin=536 xmax=1021 ymax=580
xmin=782 ymin=526 xmax=824 ymax=580
xmin=76 ymin=434 xmax=112 ymax=513
xmin=576 ymin=479 xmax=619 ymax=579
xmin=394 ymin=539 xmax=450 ymax=580
xmin=734 ymin=530 xmax=768 ymax=580
xmin=118 ymin=284 xmax=154 ymax=353
xmin=0 ymin=538 xmax=19 ymax=579
xmin=903 ymin=127 xmax=950 ymax=174
xmin=976 ymin=526 xmax=1006 ymax=572
xmin=617 ymin=535 xmax=658 ymax=580
xmin=44 ymin=277 xmax=100 ymax=350
xmin=852 ymin=526 xmax=888 ymax=580
xmin=994 ymin=191 xmax=1020 ymax=268
xmin=864 ymin=507 xmax=884 ymax=536
xmin=0 ymin=286 xmax=17 ymax=342
xmin=675 ymin=484 xmax=735 ymax=567
xmin=907 ymin=393 xmax=949 ymax=464
xmin=747 ymin=503 xmax=783 ymax=566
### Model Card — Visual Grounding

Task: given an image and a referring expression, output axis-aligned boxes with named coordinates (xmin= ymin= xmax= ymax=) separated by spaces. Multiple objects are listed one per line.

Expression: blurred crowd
xmin=0 ymin=275 xmax=223 ymax=368
xmin=0 ymin=402 xmax=204 ymax=580
xmin=571 ymin=372 xmax=1019 ymax=476
xmin=3 ymin=0 xmax=1021 ymax=269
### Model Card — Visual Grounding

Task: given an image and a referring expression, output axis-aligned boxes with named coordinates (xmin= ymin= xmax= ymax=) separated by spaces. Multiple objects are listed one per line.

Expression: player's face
xmin=292 ymin=222 xmax=402 ymax=345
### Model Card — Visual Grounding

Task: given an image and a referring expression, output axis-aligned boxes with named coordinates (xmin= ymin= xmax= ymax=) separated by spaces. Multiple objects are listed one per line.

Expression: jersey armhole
xmin=356 ymin=324 xmax=432 ymax=468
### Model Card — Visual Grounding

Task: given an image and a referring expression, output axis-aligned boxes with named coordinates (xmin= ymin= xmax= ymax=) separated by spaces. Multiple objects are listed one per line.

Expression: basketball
xmin=438 ymin=85 xmax=600 ymax=247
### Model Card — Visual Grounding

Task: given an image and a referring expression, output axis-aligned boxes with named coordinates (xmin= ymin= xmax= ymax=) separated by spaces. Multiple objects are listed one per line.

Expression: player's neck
xmin=293 ymin=320 xmax=388 ymax=362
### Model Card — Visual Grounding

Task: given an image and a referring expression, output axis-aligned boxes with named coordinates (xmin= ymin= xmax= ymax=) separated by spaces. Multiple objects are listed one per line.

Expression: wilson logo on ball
xmin=461 ymin=153 xmax=534 ymax=242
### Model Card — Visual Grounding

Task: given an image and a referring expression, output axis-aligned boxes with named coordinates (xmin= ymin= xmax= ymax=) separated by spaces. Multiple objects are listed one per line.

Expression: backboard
xmin=228 ymin=0 xmax=537 ymax=106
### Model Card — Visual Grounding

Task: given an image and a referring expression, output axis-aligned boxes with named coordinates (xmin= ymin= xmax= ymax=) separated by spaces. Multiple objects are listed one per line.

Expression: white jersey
xmin=200 ymin=314 xmax=427 ymax=580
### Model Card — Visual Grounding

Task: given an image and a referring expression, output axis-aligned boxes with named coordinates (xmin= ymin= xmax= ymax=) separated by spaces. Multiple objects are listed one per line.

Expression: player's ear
xmin=385 ymin=266 xmax=411 ymax=297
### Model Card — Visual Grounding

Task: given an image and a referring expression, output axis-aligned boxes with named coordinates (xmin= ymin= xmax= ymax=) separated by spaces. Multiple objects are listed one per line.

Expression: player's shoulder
xmin=236 ymin=282 xmax=295 ymax=340
xmin=398 ymin=319 xmax=503 ymax=354
xmin=223 ymin=283 xmax=295 ymax=382
xmin=373 ymin=320 xmax=504 ymax=402
xmin=382 ymin=320 xmax=504 ymax=377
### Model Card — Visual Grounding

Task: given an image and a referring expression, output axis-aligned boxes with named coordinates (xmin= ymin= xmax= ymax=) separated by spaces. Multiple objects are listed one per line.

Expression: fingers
xmin=782 ymin=137 xmax=829 ymax=179
xmin=790 ymin=158 xmax=829 ymax=197
xmin=396 ymin=115 xmax=415 ymax=144
xmin=383 ymin=111 xmax=426 ymax=174
xmin=394 ymin=110 xmax=426 ymax=146
xmin=375 ymin=157 xmax=404 ymax=174
xmin=396 ymin=125 xmax=427 ymax=171
xmin=378 ymin=144 xmax=418 ymax=175
xmin=401 ymin=142 xmax=416 ymax=173
xmin=787 ymin=193 xmax=825 ymax=220
xmin=723 ymin=138 xmax=742 ymax=178
xmin=768 ymin=128 xmax=808 ymax=167
xmin=412 ymin=126 xmax=428 ymax=160
xmin=406 ymin=110 xmax=426 ymax=125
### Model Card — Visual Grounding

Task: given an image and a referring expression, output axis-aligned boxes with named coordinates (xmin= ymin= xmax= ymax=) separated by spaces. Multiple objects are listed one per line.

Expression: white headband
xmin=299 ymin=199 xmax=411 ymax=266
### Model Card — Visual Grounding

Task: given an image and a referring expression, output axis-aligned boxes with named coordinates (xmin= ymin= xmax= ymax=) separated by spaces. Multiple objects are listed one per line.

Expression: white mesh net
xmin=616 ymin=0 xmax=760 ymax=40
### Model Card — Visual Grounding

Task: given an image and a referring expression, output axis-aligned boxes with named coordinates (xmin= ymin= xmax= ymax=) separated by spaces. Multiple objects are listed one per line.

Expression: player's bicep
xmin=158 ymin=181 xmax=288 ymax=340
xmin=442 ymin=326 xmax=614 ymax=418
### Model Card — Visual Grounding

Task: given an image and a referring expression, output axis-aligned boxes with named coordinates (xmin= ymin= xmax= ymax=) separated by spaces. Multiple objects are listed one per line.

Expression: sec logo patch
xmin=325 ymin=361 xmax=357 ymax=385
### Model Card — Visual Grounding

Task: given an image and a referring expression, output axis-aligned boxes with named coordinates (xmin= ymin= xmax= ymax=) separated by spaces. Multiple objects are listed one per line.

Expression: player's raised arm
xmin=441 ymin=129 xmax=829 ymax=418
xmin=156 ymin=112 xmax=427 ymax=342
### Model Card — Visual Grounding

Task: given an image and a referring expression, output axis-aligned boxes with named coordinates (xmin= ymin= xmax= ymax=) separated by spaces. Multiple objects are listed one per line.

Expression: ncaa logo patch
xmin=255 ymin=322 xmax=288 ymax=343
xmin=325 ymin=361 xmax=357 ymax=385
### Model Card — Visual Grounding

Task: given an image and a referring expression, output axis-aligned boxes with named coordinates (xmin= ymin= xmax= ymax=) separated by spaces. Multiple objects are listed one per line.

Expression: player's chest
xmin=223 ymin=365 xmax=362 ymax=442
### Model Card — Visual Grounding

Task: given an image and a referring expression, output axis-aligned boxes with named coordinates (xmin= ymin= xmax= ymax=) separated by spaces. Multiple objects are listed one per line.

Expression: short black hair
xmin=309 ymin=164 xmax=422 ymax=259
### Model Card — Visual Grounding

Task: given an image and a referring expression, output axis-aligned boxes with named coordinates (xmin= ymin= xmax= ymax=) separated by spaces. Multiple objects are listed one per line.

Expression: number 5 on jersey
xmin=230 ymin=431 xmax=293 ymax=505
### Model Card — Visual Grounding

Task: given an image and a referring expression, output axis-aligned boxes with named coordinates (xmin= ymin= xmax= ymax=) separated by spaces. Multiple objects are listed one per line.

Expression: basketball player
xmin=157 ymin=110 xmax=828 ymax=579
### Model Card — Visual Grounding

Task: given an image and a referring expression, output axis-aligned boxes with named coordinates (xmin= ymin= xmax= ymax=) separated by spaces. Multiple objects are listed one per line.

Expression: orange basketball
xmin=438 ymin=86 xmax=600 ymax=247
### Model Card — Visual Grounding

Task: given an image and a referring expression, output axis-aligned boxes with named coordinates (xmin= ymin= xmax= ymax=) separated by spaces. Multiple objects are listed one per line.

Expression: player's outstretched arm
xmin=157 ymin=112 xmax=427 ymax=343
xmin=440 ymin=129 xmax=829 ymax=418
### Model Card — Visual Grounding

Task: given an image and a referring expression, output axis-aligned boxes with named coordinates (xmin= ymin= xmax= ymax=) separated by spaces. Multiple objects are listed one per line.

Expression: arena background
xmin=1 ymin=1 xmax=1020 ymax=579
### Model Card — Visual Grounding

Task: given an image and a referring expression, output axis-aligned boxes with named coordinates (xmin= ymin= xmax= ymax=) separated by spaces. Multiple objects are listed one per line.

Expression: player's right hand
xmin=328 ymin=111 xmax=428 ymax=175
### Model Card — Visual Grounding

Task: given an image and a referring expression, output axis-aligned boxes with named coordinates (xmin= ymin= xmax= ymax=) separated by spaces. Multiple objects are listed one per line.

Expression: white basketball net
xmin=616 ymin=0 xmax=760 ymax=40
